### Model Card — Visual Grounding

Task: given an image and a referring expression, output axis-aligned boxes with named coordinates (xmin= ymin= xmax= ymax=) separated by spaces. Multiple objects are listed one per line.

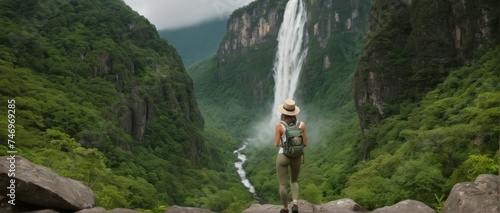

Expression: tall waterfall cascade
xmin=270 ymin=0 xmax=309 ymax=126
xmin=234 ymin=0 xmax=309 ymax=201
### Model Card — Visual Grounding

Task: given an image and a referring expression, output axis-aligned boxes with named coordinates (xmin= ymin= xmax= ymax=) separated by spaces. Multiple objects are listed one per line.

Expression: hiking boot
xmin=280 ymin=209 xmax=289 ymax=213
xmin=291 ymin=204 xmax=299 ymax=213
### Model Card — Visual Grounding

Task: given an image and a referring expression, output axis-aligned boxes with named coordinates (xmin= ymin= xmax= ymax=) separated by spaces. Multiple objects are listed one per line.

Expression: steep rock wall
xmin=301 ymin=0 xmax=370 ymax=109
xmin=352 ymin=0 xmax=498 ymax=132
xmin=215 ymin=0 xmax=370 ymax=107
xmin=217 ymin=0 xmax=284 ymax=63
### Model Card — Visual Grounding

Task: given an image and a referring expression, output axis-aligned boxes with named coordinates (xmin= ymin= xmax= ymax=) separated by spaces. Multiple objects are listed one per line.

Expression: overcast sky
xmin=122 ymin=0 xmax=256 ymax=30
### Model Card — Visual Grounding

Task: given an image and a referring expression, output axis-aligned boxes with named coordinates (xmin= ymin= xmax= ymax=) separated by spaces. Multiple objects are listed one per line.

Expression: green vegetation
xmin=341 ymin=46 xmax=499 ymax=210
xmin=190 ymin=38 xmax=278 ymax=137
xmin=0 ymin=0 xmax=250 ymax=212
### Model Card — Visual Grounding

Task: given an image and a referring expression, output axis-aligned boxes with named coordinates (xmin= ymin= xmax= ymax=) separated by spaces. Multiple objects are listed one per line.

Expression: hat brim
xmin=278 ymin=104 xmax=300 ymax=116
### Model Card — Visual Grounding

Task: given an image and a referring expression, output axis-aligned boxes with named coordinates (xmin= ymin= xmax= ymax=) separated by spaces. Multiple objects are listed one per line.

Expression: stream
xmin=234 ymin=139 xmax=265 ymax=204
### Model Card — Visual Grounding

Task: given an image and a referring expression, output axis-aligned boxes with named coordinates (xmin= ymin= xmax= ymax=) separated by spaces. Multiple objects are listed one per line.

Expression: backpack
xmin=280 ymin=121 xmax=304 ymax=158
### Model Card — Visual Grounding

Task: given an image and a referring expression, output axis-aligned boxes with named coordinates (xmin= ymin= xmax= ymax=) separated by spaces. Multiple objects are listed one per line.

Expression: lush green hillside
xmin=0 ymin=0 xmax=251 ymax=212
xmin=190 ymin=38 xmax=278 ymax=137
xmin=158 ymin=18 xmax=228 ymax=68
xmin=340 ymin=45 xmax=499 ymax=210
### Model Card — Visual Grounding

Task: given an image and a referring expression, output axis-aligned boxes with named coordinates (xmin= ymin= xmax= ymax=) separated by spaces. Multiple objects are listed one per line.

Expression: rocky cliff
xmin=352 ymin=0 xmax=499 ymax=132
xmin=199 ymin=0 xmax=370 ymax=119
xmin=218 ymin=0 xmax=370 ymax=64
xmin=217 ymin=0 xmax=284 ymax=64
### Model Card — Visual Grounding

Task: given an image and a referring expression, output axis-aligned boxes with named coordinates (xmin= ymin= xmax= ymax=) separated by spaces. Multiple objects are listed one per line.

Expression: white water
xmin=234 ymin=0 xmax=308 ymax=199
xmin=270 ymin=0 xmax=309 ymax=126
xmin=234 ymin=139 xmax=256 ymax=194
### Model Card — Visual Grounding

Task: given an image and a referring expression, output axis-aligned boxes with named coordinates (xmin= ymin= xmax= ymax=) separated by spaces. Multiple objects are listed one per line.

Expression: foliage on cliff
xmin=352 ymin=0 xmax=499 ymax=133
xmin=0 ymin=0 xmax=248 ymax=211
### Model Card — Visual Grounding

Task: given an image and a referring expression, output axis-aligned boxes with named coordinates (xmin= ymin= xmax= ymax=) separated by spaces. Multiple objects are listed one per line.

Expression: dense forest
xmin=0 ymin=0 xmax=252 ymax=212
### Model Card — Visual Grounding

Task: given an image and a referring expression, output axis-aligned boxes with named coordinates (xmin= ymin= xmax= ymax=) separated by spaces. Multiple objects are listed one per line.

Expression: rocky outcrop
xmin=0 ymin=156 xmax=140 ymax=213
xmin=352 ymin=0 xmax=498 ymax=132
xmin=217 ymin=0 xmax=283 ymax=63
xmin=441 ymin=174 xmax=500 ymax=213
xmin=242 ymin=199 xmax=366 ymax=213
xmin=240 ymin=199 xmax=435 ymax=213
xmin=0 ymin=156 xmax=95 ymax=211
xmin=165 ymin=205 xmax=217 ymax=213
xmin=371 ymin=200 xmax=435 ymax=213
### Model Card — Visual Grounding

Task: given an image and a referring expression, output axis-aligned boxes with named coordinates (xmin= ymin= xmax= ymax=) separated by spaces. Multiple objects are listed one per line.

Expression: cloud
xmin=123 ymin=0 xmax=255 ymax=30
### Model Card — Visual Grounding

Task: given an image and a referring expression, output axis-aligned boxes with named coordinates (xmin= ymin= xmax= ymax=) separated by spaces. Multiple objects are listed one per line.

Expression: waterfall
xmin=234 ymin=0 xmax=308 ymax=203
xmin=270 ymin=0 xmax=308 ymax=126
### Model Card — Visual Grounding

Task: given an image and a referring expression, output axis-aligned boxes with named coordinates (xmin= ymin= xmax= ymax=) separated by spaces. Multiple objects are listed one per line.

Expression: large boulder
xmin=371 ymin=200 xmax=435 ymax=213
xmin=242 ymin=199 xmax=367 ymax=213
xmin=314 ymin=199 xmax=368 ymax=212
xmin=442 ymin=174 xmax=499 ymax=213
xmin=242 ymin=199 xmax=437 ymax=213
xmin=0 ymin=156 xmax=96 ymax=211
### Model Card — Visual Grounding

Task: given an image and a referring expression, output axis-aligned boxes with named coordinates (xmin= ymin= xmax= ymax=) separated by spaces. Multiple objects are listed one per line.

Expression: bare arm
xmin=275 ymin=124 xmax=283 ymax=147
xmin=301 ymin=122 xmax=308 ymax=146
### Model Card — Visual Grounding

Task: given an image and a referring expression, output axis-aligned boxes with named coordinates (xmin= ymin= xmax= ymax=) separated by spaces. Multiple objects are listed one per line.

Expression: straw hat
xmin=278 ymin=99 xmax=300 ymax=116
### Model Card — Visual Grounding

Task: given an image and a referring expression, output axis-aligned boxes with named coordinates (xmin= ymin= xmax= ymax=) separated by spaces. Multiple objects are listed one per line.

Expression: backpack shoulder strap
xmin=279 ymin=121 xmax=288 ymax=127
xmin=279 ymin=121 xmax=288 ymax=147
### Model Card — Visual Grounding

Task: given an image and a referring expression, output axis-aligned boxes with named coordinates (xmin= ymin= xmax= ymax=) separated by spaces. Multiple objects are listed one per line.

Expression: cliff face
xmin=217 ymin=0 xmax=284 ymax=63
xmin=212 ymin=0 xmax=370 ymax=106
xmin=352 ymin=0 xmax=498 ymax=132
xmin=218 ymin=0 xmax=369 ymax=63
xmin=301 ymin=0 xmax=370 ymax=109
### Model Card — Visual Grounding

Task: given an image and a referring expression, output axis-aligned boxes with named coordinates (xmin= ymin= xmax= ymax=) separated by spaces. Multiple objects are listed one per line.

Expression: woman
xmin=275 ymin=99 xmax=308 ymax=213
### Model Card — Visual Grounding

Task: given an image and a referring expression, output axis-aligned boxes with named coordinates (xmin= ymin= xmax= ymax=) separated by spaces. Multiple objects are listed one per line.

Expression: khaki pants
xmin=276 ymin=153 xmax=301 ymax=206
